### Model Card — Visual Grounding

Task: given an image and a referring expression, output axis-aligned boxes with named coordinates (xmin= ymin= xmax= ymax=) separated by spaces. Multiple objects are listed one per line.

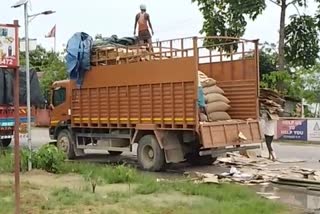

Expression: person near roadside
xmin=134 ymin=4 xmax=154 ymax=51
xmin=261 ymin=112 xmax=277 ymax=161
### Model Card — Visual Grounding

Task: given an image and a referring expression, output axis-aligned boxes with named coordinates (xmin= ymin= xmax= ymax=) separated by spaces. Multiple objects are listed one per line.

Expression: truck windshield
xmin=52 ymin=87 xmax=66 ymax=107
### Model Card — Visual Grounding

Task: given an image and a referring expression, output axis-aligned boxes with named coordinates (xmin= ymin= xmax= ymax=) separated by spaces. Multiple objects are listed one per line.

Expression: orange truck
xmin=49 ymin=36 xmax=261 ymax=171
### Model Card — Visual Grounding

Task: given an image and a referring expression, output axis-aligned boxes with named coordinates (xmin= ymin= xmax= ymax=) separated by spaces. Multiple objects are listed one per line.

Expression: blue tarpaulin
xmin=198 ymin=87 xmax=206 ymax=108
xmin=65 ymin=32 xmax=93 ymax=87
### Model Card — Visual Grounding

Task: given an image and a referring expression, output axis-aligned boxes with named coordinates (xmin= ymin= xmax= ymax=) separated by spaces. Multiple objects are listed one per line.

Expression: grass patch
xmin=40 ymin=186 xmax=105 ymax=211
xmin=0 ymin=151 xmax=14 ymax=173
xmin=106 ymin=191 xmax=131 ymax=204
xmin=0 ymin=149 xmax=289 ymax=214
xmin=0 ymin=184 xmax=14 ymax=214
xmin=51 ymin=187 xmax=84 ymax=206
xmin=170 ymin=182 xmax=285 ymax=214
xmin=133 ymin=181 xmax=286 ymax=214
xmin=135 ymin=179 xmax=164 ymax=194
xmin=0 ymin=147 xmax=138 ymax=185
xmin=0 ymin=148 xmax=29 ymax=173
xmin=0 ymin=172 xmax=287 ymax=214
xmin=62 ymin=162 xmax=138 ymax=185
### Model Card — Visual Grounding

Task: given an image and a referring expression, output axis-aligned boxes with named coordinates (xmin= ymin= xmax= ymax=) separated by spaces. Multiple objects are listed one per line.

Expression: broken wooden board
xmin=185 ymin=172 xmax=220 ymax=184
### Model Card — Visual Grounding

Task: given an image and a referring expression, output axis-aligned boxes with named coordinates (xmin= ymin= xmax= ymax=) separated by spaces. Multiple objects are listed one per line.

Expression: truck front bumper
xmin=0 ymin=126 xmax=14 ymax=139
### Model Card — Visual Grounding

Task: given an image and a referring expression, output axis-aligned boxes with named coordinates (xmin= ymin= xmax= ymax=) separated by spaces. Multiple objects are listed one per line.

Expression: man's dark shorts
xmin=138 ymin=29 xmax=152 ymax=43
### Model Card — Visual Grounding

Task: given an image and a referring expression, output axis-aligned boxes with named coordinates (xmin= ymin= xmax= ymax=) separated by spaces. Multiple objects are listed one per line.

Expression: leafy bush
xmin=32 ymin=144 xmax=66 ymax=173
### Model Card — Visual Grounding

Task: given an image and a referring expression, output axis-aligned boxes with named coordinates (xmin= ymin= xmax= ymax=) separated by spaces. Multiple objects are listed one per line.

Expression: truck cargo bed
xmin=70 ymin=37 xmax=259 ymax=131
xmin=71 ymin=57 xmax=198 ymax=129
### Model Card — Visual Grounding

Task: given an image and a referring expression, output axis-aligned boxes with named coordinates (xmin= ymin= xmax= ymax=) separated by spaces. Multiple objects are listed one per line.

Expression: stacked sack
xmin=198 ymin=71 xmax=231 ymax=121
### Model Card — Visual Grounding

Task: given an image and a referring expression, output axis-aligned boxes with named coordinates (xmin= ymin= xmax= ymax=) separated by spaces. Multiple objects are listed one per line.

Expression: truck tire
xmin=137 ymin=135 xmax=165 ymax=172
xmin=0 ymin=139 xmax=12 ymax=147
xmin=186 ymin=153 xmax=217 ymax=166
xmin=57 ymin=129 xmax=76 ymax=159
xmin=108 ymin=151 xmax=123 ymax=156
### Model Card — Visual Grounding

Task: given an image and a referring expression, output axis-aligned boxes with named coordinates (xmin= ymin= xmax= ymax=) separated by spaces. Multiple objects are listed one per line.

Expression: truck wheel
xmin=137 ymin=135 xmax=165 ymax=171
xmin=186 ymin=153 xmax=217 ymax=166
xmin=0 ymin=139 xmax=12 ymax=148
xmin=108 ymin=151 xmax=123 ymax=156
xmin=57 ymin=129 xmax=76 ymax=159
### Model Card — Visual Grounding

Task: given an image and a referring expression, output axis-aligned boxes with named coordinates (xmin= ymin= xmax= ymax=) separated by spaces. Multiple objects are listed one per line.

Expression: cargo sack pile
xmin=91 ymin=34 xmax=154 ymax=66
xmin=198 ymin=71 xmax=231 ymax=121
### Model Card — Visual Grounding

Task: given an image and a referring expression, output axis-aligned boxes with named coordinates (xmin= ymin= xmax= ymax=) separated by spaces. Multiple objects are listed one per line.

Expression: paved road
xmin=274 ymin=142 xmax=320 ymax=162
xmin=14 ymin=127 xmax=320 ymax=162
xmin=18 ymin=127 xmax=51 ymax=148
xmin=12 ymin=127 xmax=320 ymax=171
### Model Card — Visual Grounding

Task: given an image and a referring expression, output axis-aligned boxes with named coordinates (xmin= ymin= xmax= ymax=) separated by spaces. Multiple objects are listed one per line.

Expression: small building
xmin=281 ymin=96 xmax=301 ymax=117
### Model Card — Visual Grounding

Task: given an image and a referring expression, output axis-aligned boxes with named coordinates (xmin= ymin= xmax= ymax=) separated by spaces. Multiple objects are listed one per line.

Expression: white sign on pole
xmin=307 ymin=119 xmax=320 ymax=142
xmin=19 ymin=38 xmax=37 ymax=51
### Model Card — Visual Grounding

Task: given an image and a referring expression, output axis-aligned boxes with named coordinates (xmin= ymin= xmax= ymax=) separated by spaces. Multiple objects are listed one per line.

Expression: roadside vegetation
xmin=0 ymin=145 xmax=289 ymax=214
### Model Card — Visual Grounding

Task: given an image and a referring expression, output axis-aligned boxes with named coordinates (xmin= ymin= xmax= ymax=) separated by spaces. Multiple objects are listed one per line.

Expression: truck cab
xmin=49 ymin=80 xmax=71 ymax=137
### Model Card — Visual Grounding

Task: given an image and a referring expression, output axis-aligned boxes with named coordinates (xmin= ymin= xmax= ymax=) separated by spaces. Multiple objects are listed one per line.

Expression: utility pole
xmin=23 ymin=1 xmax=32 ymax=171
xmin=12 ymin=0 xmax=55 ymax=171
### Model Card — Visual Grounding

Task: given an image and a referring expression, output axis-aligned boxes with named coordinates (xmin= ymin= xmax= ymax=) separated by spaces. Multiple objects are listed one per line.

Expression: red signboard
xmin=0 ymin=22 xmax=19 ymax=68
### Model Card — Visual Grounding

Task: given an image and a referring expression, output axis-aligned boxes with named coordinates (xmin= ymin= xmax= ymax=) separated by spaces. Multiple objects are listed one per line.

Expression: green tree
xmin=40 ymin=53 xmax=67 ymax=100
xmin=296 ymin=64 xmax=320 ymax=104
xmin=261 ymin=63 xmax=320 ymax=104
xmin=260 ymin=70 xmax=303 ymax=97
xmin=20 ymin=45 xmax=67 ymax=101
xmin=259 ymin=43 xmax=278 ymax=79
xmin=192 ymin=0 xmax=320 ymax=70
xmin=20 ymin=45 xmax=52 ymax=71
xmin=285 ymin=15 xmax=320 ymax=68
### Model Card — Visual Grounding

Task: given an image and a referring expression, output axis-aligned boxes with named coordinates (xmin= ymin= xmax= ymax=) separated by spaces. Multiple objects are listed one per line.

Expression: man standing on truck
xmin=134 ymin=4 xmax=154 ymax=51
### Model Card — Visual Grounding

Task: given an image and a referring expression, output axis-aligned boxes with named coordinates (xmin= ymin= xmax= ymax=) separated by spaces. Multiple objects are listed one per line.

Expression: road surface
xmin=17 ymin=127 xmax=320 ymax=165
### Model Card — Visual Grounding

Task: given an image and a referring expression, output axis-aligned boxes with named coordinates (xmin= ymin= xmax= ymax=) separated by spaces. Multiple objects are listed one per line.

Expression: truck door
xmin=50 ymin=86 xmax=69 ymax=126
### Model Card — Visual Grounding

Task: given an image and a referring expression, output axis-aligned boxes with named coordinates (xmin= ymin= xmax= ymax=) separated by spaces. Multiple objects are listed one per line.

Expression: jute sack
xmin=198 ymin=70 xmax=208 ymax=80
xmin=203 ymin=85 xmax=224 ymax=95
xmin=205 ymin=93 xmax=230 ymax=104
xmin=199 ymin=113 xmax=208 ymax=122
xmin=208 ymin=112 xmax=231 ymax=121
xmin=201 ymin=78 xmax=216 ymax=88
xmin=206 ymin=101 xmax=230 ymax=114
xmin=198 ymin=71 xmax=209 ymax=83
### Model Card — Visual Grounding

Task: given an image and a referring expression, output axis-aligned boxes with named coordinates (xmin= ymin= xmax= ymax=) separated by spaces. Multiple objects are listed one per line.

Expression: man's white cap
xmin=140 ymin=4 xmax=146 ymax=10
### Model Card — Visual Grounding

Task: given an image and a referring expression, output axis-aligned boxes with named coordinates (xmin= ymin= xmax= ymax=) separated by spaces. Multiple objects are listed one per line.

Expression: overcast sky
xmin=1 ymin=0 xmax=318 ymax=51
